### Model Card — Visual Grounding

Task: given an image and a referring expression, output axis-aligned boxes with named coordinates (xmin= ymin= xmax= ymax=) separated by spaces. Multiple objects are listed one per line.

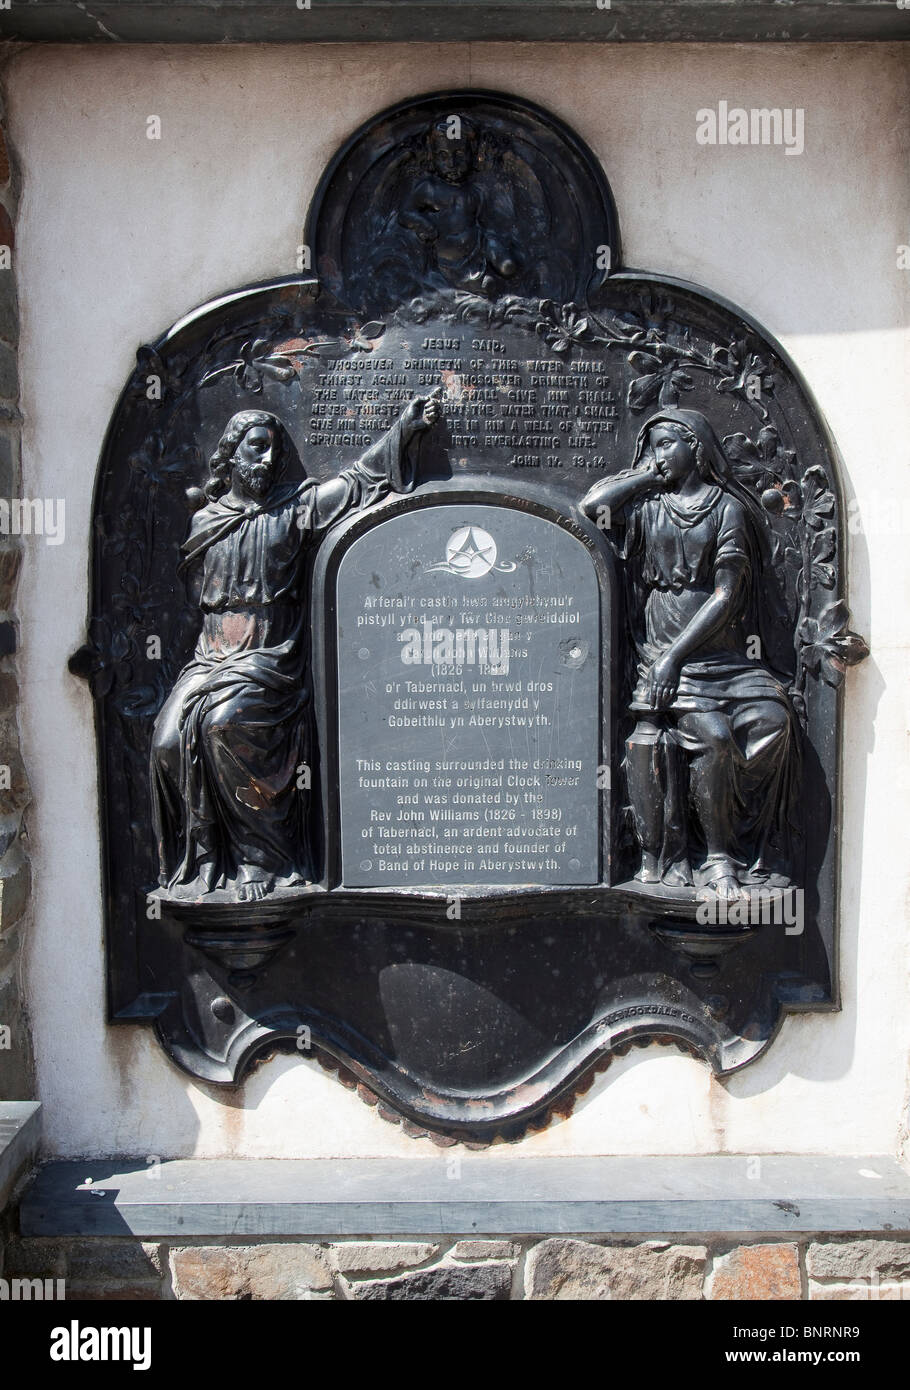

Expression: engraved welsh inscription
xmin=337 ymin=504 xmax=600 ymax=886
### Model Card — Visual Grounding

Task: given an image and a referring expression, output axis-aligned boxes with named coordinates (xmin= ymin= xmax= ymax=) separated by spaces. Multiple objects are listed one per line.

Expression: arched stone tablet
xmin=333 ymin=501 xmax=601 ymax=888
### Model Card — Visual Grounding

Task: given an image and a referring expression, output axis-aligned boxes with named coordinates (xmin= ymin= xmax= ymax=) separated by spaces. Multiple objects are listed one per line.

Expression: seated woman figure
xmin=581 ymin=407 xmax=799 ymax=902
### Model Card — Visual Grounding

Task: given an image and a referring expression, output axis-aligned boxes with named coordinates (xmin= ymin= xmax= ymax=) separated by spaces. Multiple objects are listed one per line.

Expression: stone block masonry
xmin=0 ymin=55 xmax=33 ymax=1110
xmin=2 ymin=1232 xmax=909 ymax=1300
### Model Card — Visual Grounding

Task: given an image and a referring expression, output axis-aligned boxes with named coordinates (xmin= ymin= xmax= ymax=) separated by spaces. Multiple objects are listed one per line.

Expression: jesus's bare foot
xmin=271 ymin=870 xmax=313 ymax=892
xmin=163 ymin=859 xmax=220 ymax=899
xmin=236 ymin=864 xmax=274 ymax=902
xmin=637 ymin=851 xmax=660 ymax=884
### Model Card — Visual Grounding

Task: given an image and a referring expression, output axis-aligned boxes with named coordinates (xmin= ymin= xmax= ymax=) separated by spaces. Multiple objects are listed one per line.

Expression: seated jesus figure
xmin=151 ymin=395 xmax=439 ymax=901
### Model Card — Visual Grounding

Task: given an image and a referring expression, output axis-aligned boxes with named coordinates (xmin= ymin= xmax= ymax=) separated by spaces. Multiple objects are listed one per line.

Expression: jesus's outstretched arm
xmin=307 ymin=393 xmax=442 ymax=533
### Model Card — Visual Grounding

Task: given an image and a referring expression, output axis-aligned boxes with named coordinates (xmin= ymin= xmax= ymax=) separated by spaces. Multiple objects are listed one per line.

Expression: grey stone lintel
xmin=0 ymin=1101 xmax=41 ymax=1212
xmin=19 ymin=1153 xmax=910 ymax=1239
xmin=1 ymin=1 xmax=908 ymax=46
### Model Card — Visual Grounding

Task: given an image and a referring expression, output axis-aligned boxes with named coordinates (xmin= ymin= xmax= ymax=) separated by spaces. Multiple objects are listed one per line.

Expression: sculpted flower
xmin=112 ymin=572 xmax=145 ymax=628
xmin=127 ymin=433 xmax=194 ymax=490
xmin=724 ymin=425 xmax=795 ymax=494
xmin=129 ymin=345 xmax=188 ymax=406
xmin=798 ymin=600 xmax=870 ymax=686
xmin=95 ymin=505 xmax=140 ymax=560
xmin=614 ymin=291 xmax=675 ymax=340
xmin=800 ymin=465 xmax=835 ymax=530
xmin=627 ymin=348 xmax=694 ymax=411
xmin=712 ymin=336 xmax=775 ymax=409
xmin=68 ymin=618 xmax=132 ymax=698
xmin=200 ymin=338 xmax=297 ymax=392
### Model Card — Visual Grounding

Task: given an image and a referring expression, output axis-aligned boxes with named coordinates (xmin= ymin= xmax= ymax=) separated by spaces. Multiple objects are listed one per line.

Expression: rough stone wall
xmin=3 ymin=1233 xmax=910 ymax=1300
xmin=0 ymin=55 xmax=33 ymax=1108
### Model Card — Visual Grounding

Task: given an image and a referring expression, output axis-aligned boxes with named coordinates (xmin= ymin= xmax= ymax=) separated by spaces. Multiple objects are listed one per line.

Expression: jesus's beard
xmin=235 ymin=461 xmax=273 ymax=498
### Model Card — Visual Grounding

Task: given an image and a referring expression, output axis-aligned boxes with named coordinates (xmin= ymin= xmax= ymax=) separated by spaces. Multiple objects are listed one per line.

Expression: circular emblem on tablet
xmin=430 ymin=526 xmax=517 ymax=579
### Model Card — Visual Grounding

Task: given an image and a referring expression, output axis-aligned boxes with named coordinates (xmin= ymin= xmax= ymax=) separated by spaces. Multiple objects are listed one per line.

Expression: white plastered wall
xmin=8 ymin=41 xmax=910 ymax=1158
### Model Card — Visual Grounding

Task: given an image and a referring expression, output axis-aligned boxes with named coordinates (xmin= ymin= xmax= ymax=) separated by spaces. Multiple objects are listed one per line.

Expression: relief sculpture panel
xmin=73 ymin=91 xmax=867 ymax=1140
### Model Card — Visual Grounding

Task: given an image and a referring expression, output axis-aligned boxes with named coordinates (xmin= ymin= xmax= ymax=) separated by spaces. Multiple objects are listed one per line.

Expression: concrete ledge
xmin=0 ymin=1101 xmax=40 ymax=1211
xmin=19 ymin=1154 xmax=910 ymax=1239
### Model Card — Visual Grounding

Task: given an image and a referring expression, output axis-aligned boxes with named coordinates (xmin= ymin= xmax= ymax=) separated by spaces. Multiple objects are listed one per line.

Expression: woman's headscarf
xmin=632 ymin=407 xmax=773 ymax=566
xmin=632 ymin=407 xmax=792 ymax=676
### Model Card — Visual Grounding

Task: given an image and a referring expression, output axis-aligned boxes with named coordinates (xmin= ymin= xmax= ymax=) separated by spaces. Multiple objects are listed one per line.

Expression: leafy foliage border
xmin=74 ymin=286 xmax=868 ymax=740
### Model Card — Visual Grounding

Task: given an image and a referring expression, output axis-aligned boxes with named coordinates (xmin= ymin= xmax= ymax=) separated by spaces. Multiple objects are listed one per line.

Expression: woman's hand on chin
xmin=640 ymin=459 xmax=670 ymax=492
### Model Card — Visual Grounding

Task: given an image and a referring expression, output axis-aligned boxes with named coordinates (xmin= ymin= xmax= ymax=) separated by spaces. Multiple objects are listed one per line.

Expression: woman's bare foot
xmin=697 ymin=856 xmax=746 ymax=905
xmin=708 ymin=873 xmax=745 ymax=904
xmin=662 ymin=861 xmax=692 ymax=888
xmin=195 ymin=858 xmax=218 ymax=893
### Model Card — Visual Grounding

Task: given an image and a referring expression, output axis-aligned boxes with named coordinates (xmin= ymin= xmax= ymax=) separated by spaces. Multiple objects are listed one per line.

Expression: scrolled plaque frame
xmin=72 ymin=91 xmax=867 ymax=1141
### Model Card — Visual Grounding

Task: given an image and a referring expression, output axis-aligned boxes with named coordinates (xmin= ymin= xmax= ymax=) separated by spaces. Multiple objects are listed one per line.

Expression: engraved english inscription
xmin=337 ymin=504 xmax=600 ymax=887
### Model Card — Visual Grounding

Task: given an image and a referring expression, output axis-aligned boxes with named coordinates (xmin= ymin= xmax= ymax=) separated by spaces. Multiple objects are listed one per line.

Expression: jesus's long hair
xmin=204 ymin=410 xmax=297 ymax=502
